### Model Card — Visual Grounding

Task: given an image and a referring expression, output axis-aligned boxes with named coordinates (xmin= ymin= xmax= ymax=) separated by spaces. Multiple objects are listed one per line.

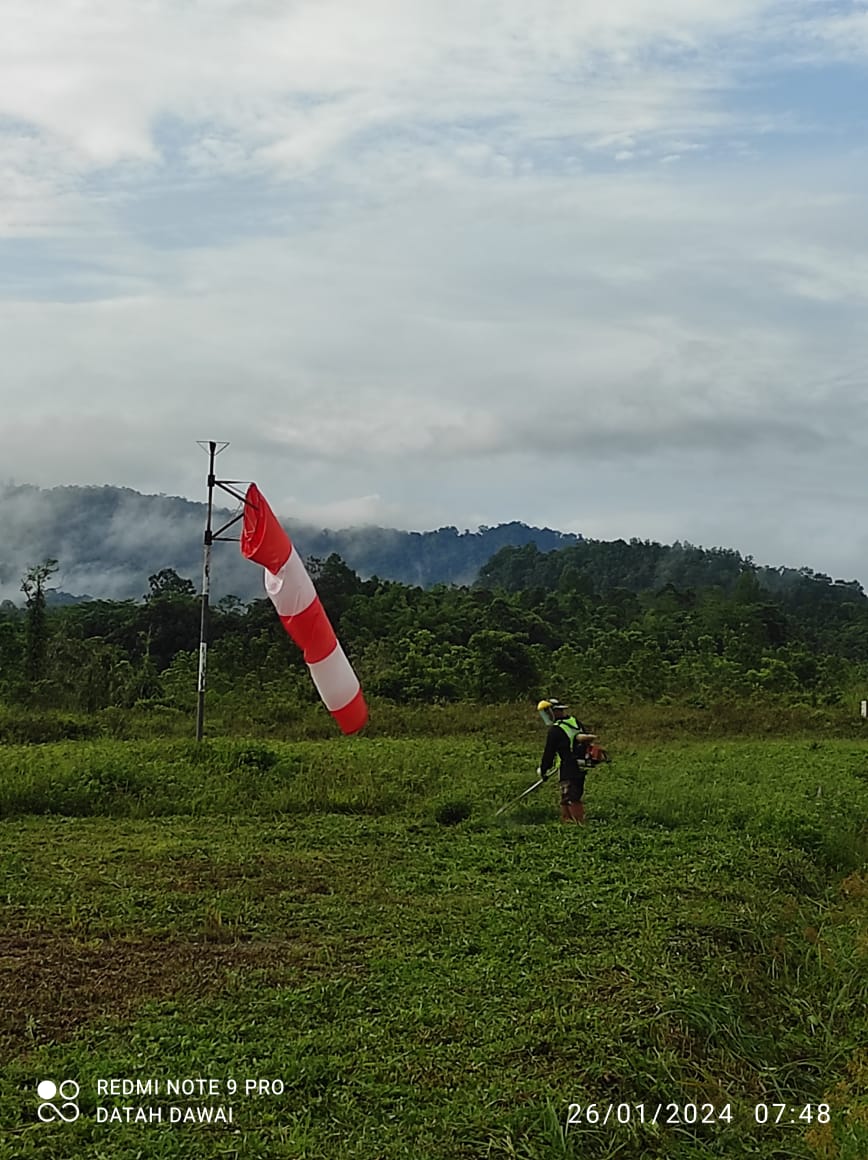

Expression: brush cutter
xmin=494 ymin=774 xmax=547 ymax=817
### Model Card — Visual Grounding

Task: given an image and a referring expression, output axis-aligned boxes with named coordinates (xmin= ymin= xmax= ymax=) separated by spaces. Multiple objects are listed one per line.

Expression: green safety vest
xmin=556 ymin=716 xmax=583 ymax=751
xmin=545 ymin=714 xmax=587 ymax=779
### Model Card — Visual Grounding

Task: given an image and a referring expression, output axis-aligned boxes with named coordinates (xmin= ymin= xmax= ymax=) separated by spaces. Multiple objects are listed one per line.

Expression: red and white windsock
xmin=240 ymin=483 xmax=368 ymax=735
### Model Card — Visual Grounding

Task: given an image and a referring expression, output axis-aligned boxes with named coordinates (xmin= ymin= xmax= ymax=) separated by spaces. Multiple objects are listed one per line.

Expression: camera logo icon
xmin=37 ymin=1080 xmax=80 ymax=1123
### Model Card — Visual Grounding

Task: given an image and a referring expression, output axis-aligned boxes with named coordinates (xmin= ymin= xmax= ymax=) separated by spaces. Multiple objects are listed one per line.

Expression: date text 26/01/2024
xmin=565 ymin=1103 xmax=833 ymax=1127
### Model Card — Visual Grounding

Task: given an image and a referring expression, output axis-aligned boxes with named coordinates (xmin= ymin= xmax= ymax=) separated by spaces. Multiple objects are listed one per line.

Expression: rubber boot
xmin=560 ymin=804 xmax=576 ymax=824
xmin=569 ymin=801 xmax=585 ymax=824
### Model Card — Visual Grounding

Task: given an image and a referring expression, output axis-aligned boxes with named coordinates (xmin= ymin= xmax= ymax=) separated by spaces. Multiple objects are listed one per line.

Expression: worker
xmin=536 ymin=698 xmax=598 ymax=824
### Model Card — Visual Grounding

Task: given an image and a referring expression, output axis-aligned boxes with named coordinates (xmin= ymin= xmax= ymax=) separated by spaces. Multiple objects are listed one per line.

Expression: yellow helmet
xmin=537 ymin=698 xmax=567 ymax=725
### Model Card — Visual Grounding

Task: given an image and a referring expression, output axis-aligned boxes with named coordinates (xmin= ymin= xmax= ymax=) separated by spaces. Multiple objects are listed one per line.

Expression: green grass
xmin=0 ymin=737 xmax=865 ymax=1158
xmin=3 ymin=695 xmax=868 ymax=746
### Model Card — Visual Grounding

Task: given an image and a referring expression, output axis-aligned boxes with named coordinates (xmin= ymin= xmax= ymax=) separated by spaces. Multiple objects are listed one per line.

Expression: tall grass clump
xmin=0 ymin=708 xmax=100 ymax=744
xmin=0 ymin=736 xmax=506 ymax=819
xmin=433 ymin=798 xmax=473 ymax=826
xmin=594 ymin=740 xmax=868 ymax=870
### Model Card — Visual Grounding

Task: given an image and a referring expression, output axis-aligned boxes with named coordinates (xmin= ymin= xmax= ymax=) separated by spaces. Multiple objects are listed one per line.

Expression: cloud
xmin=790 ymin=6 xmax=868 ymax=63
xmin=0 ymin=1 xmax=815 ymax=187
xmin=2 ymin=163 xmax=866 ymax=472
xmin=1 ymin=0 xmax=867 ymax=586
xmin=273 ymin=492 xmax=398 ymax=528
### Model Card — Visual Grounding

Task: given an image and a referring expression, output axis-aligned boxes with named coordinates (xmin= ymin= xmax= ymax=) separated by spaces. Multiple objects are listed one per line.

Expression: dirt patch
xmin=0 ymin=929 xmax=310 ymax=1062
xmin=133 ymin=855 xmax=335 ymax=896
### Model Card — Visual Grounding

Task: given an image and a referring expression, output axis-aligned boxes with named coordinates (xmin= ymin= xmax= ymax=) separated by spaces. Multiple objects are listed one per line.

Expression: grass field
xmin=0 ymin=735 xmax=866 ymax=1158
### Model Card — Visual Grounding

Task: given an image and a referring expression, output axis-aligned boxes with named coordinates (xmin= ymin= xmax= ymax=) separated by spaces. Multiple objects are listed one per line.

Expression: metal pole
xmin=196 ymin=441 xmax=216 ymax=741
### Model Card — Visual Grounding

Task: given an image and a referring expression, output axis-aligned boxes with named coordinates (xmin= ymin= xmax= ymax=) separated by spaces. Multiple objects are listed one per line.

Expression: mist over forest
xmin=0 ymin=484 xmax=578 ymax=604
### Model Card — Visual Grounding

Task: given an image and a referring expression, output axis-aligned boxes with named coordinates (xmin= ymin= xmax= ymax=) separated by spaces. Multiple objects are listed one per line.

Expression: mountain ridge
xmin=0 ymin=483 xmax=579 ymax=603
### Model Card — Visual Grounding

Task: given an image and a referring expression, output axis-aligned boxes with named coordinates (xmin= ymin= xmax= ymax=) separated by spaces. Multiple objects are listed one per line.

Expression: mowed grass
xmin=0 ymin=737 xmax=865 ymax=1159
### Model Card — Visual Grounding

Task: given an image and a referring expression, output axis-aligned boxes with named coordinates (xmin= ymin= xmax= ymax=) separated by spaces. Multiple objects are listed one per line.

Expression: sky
xmin=2 ymin=0 xmax=868 ymax=585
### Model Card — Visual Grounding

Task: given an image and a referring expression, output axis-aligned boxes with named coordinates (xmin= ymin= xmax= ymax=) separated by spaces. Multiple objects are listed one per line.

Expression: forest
xmin=3 ymin=536 xmax=868 ymax=737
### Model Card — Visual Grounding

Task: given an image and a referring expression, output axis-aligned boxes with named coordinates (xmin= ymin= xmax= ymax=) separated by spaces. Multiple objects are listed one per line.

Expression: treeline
xmin=3 ymin=538 xmax=868 ymax=729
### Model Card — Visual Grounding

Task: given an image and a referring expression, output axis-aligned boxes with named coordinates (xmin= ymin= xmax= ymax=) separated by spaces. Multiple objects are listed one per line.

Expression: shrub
xmin=0 ymin=710 xmax=98 ymax=744
xmin=434 ymin=798 xmax=472 ymax=826
xmin=230 ymin=742 xmax=279 ymax=772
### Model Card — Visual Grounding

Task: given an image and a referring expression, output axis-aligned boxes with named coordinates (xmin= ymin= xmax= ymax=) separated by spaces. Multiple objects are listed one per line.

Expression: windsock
xmin=240 ymin=483 xmax=367 ymax=734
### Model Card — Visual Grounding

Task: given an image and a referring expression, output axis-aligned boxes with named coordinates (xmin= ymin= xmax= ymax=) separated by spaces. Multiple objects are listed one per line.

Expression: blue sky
xmin=1 ymin=0 xmax=868 ymax=588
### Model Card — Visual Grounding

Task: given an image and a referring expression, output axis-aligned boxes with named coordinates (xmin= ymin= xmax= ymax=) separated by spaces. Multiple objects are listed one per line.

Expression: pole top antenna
xmin=196 ymin=440 xmax=230 ymax=454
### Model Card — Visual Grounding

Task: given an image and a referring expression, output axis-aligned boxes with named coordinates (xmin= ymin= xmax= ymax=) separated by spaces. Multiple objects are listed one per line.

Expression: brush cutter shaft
xmin=495 ymin=776 xmax=546 ymax=817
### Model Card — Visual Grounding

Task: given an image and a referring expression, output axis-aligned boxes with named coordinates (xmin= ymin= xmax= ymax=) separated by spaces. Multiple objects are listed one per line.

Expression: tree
xmin=142 ymin=569 xmax=199 ymax=670
xmin=46 ymin=634 xmax=137 ymax=712
xmin=469 ymin=630 xmax=539 ymax=701
xmin=215 ymin=594 xmax=245 ymax=616
xmin=20 ymin=559 xmax=57 ymax=683
xmin=146 ymin=568 xmax=196 ymax=600
xmin=0 ymin=618 xmax=22 ymax=695
xmin=306 ymin=554 xmax=364 ymax=626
